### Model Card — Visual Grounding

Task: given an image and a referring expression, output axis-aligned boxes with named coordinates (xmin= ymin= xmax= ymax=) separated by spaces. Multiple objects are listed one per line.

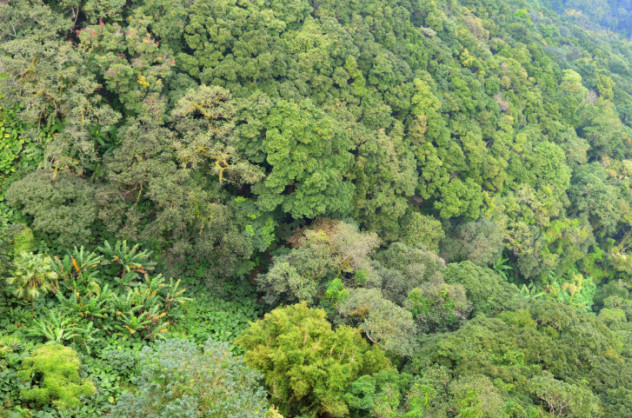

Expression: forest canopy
xmin=2 ymin=0 xmax=632 ymax=416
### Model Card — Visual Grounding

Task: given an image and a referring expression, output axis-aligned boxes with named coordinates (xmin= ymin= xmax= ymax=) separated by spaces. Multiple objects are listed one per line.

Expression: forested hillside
xmin=544 ymin=0 xmax=632 ymax=37
xmin=2 ymin=0 xmax=632 ymax=416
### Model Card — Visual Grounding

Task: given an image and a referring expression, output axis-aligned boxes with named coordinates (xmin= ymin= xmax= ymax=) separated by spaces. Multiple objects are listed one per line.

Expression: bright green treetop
xmin=235 ymin=302 xmax=392 ymax=417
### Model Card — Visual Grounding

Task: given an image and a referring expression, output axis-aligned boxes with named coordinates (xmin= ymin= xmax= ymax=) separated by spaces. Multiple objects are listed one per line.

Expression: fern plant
xmin=492 ymin=256 xmax=514 ymax=283
xmin=26 ymin=310 xmax=79 ymax=344
xmin=53 ymin=246 xmax=102 ymax=288
xmin=98 ymin=240 xmax=155 ymax=278
xmin=543 ymin=272 xmax=596 ymax=312
xmin=17 ymin=242 xmax=190 ymax=350
xmin=6 ymin=252 xmax=58 ymax=310
xmin=55 ymin=285 xmax=113 ymax=322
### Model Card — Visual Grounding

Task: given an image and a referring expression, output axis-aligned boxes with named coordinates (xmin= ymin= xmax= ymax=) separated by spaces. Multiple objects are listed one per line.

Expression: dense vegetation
xmin=545 ymin=0 xmax=632 ymax=37
xmin=2 ymin=0 xmax=632 ymax=416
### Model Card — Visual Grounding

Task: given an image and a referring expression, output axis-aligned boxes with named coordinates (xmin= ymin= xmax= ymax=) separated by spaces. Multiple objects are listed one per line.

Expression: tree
xmin=78 ymin=15 xmax=175 ymax=121
xmin=0 ymin=1 xmax=120 ymax=171
xmin=345 ymin=369 xmax=413 ymax=417
xmin=245 ymin=98 xmax=355 ymax=219
xmin=54 ymin=0 xmax=128 ymax=23
xmin=443 ymin=261 xmax=518 ymax=317
xmin=568 ymin=163 xmax=626 ymax=237
xmin=6 ymin=171 xmax=97 ymax=248
xmin=449 ymin=374 xmax=506 ymax=417
xmin=529 ymin=142 xmax=572 ymax=194
xmin=175 ymin=0 xmax=300 ymax=89
xmin=405 ymin=279 xmax=471 ymax=334
xmin=171 ymin=85 xmax=263 ymax=186
xmin=527 ymin=371 xmax=603 ymax=417
xmin=441 ymin=218 xmax=504 ymax=266
xmin=256 ymin=221 xmax=379 ymax=306
xmin=98 ymin=116 xmax=257 ymax=278
xmin=235 ymin=302 xmax=392 ymax=417
xmin=399 ymin=211 xmax=445 ymax=252
xmin=434 ymin=177 xmax=484 ymax=220
xmin=417 ymin=301 xmax=632 ymax=416
xmin=374 ymin=242 xmax=445 ymax=305
xmin=351 ymin=125 xmax=418 ymax=241
xmin=338 ymin=288 xmax=417 ymax=357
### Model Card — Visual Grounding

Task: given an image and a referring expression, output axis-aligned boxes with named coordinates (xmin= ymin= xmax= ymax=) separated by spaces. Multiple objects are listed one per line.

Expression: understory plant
xmin=18 ymin=344 xmax=95 ymax=410
xmin=112 ymin=339 xmax=270 ymax=417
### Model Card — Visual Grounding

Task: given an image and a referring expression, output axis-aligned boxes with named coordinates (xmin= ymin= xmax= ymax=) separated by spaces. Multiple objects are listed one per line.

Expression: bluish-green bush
xmin=111 ymin=339 xmax=269 ymax=417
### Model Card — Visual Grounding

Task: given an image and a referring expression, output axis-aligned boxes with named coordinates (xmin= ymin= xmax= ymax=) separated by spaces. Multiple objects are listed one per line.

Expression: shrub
xmin=18 ymin=344 xmax=95 ymax=410
xmin=48 ymin=241 xmax=188 ymax=344
xmin=112 ymin=339 xmax=269 ymax=417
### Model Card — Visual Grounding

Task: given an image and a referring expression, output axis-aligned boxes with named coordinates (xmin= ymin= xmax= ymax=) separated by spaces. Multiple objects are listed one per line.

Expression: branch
xmin=365 ymin=330 xmax=383 ymax=349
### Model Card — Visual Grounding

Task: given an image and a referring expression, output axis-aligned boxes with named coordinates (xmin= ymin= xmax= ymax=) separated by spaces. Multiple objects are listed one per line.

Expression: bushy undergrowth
xmin=112 ymin=339 xmax=270 ymax=418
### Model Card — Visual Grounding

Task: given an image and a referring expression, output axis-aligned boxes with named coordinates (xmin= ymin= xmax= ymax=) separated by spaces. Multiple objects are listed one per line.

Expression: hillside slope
xmin=2 ymin=0 xmax=632 ymax=416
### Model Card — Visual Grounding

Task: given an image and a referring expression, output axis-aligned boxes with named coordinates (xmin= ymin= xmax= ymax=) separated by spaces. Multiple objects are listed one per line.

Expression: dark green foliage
xmin=6 ymin=171 xmax=97 ymax=248
xmin=414 ymin=301 xmax=632 ymax=416
xmin=443 ymin=261 xmax=519 ymax=316
xmin=112 ymin=339 xmax=269 ymax=417
xmin=441 ymin=218 xmax=504 ymax=266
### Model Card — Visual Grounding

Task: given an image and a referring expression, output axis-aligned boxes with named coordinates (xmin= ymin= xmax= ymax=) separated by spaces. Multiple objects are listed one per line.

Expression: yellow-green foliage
xmin=6 ymin=252 xmax=57 ymax=306
xmin=18 ymin=345 xmax=95 ymax=410
xmin=12 ymin=227 xmax=35 ymax=253
xmin=236 ymin=302 xmax=392 ymax=417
